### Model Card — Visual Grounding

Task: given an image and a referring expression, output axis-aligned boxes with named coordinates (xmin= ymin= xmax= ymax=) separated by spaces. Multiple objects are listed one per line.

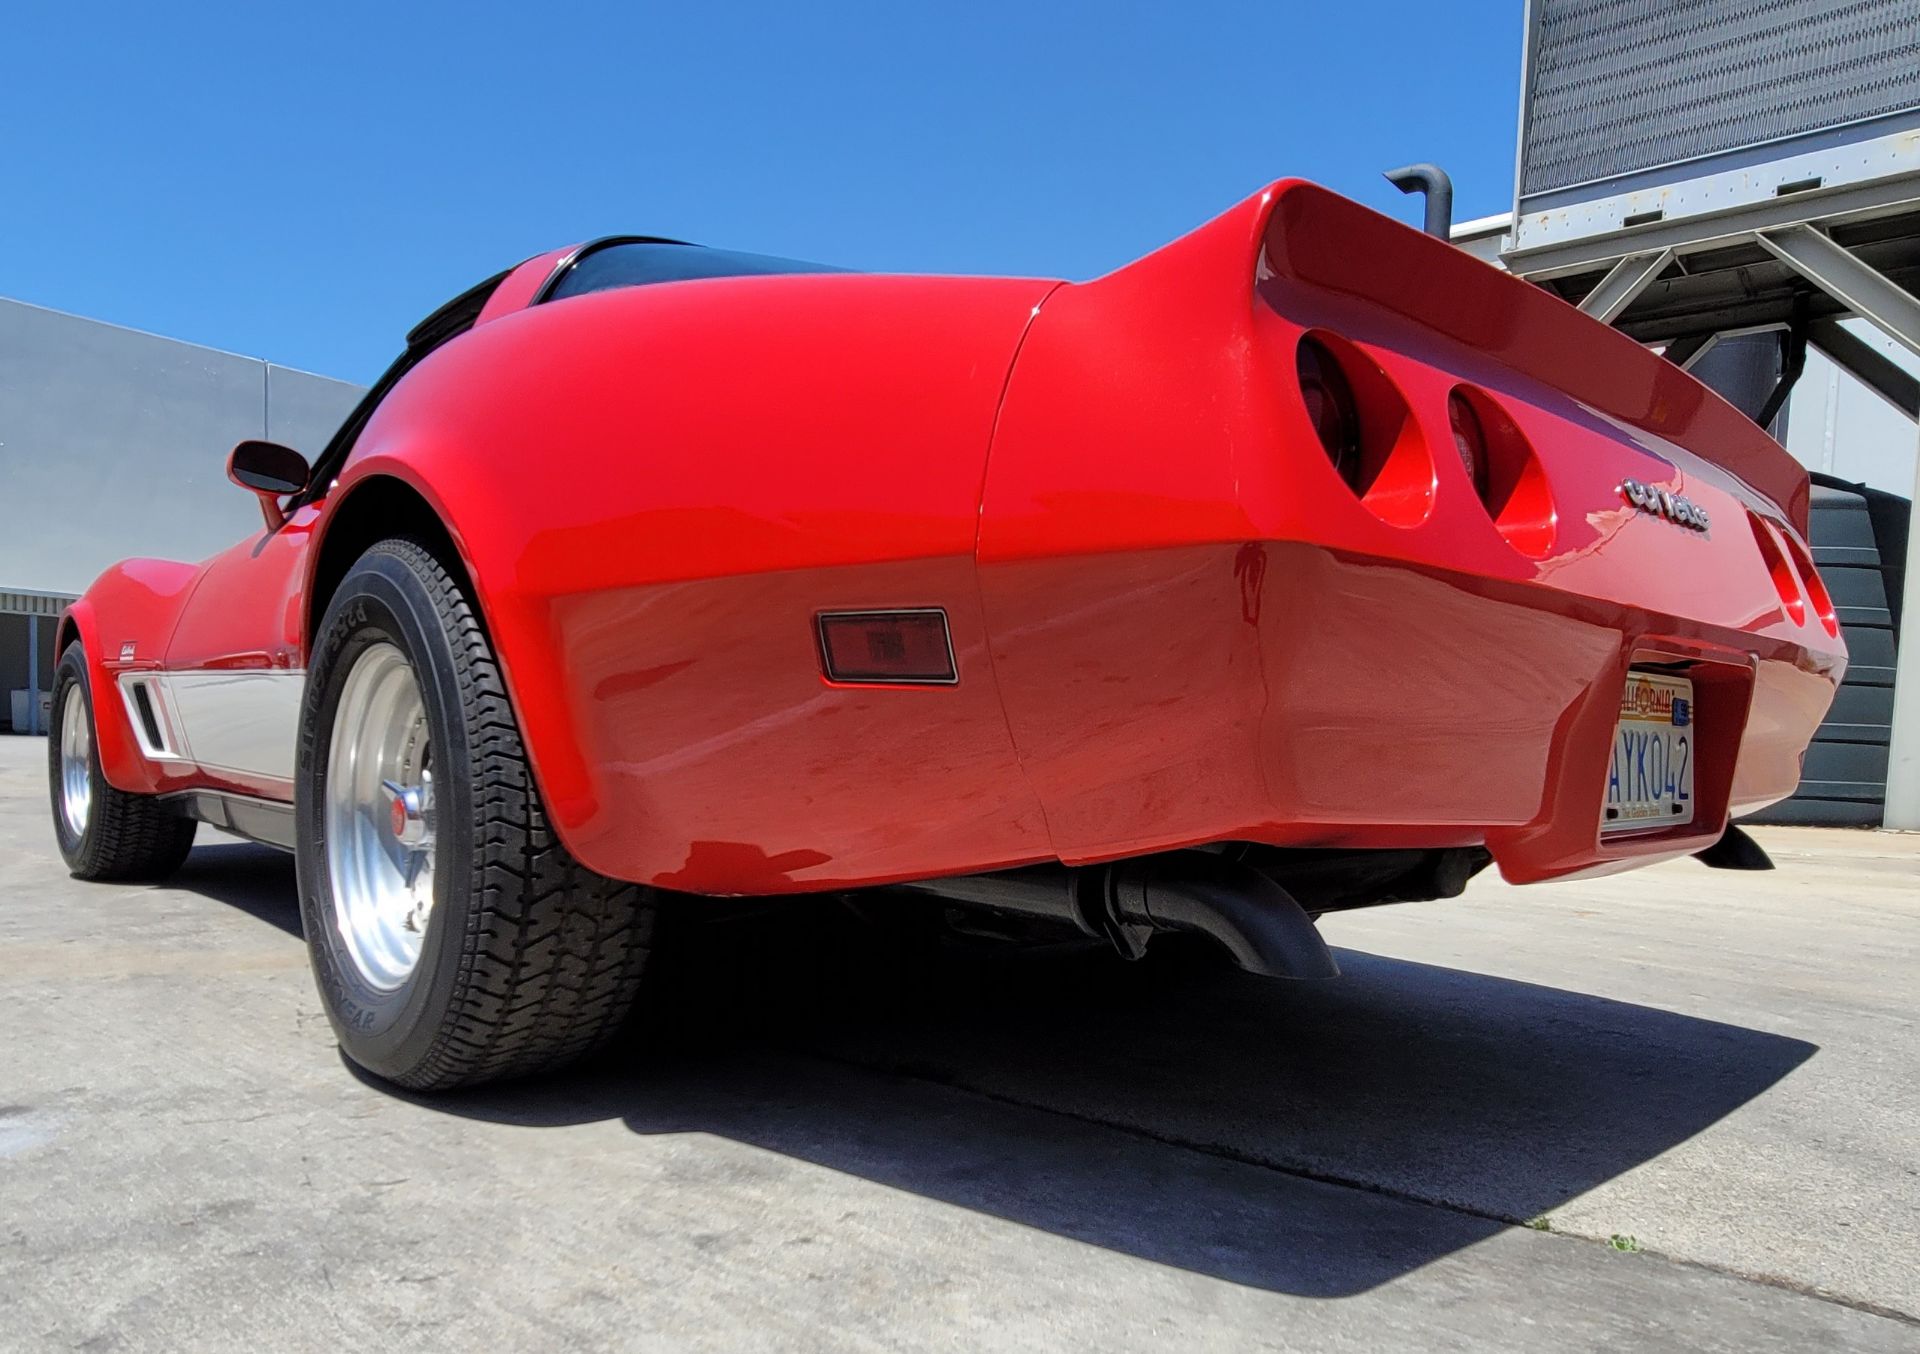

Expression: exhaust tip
xmin=1110 ymin=856 xmax=1339 ymax=980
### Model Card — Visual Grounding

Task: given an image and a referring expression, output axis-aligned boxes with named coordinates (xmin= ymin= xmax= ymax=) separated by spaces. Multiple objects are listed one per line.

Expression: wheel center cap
xmin=381 ymin=779 xmax=431 ymax=849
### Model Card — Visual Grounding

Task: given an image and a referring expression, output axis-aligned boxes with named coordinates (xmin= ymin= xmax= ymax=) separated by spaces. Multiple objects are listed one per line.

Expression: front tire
xmin=48 ymin=643 xmax=197 ymax=881
xmin=296 ymin=538 xmax=654 ymax=1091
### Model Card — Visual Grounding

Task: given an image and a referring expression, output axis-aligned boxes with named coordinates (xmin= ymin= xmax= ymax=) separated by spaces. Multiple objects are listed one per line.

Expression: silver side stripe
xmin=116 ymin=673 xmax=190 ymax=762
xmin=119 ymin=669 xmax=306 ymax=783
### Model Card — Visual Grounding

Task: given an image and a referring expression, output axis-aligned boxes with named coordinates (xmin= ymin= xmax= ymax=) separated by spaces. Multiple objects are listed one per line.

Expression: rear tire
xmin=296 ymin=538 xmax=654 ymax=1091
xmin=47 ymin=643 xmax=197 ymax=881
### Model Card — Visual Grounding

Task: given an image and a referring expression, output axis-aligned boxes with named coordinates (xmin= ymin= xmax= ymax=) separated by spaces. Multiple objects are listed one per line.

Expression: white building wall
xmin=1782 ymin=321 xmax=1919 ymax=496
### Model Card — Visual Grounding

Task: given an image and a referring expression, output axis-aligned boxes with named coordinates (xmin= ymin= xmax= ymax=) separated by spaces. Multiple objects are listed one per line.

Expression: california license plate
xmin=1603 ymin=672 xmax=1695 ymax=834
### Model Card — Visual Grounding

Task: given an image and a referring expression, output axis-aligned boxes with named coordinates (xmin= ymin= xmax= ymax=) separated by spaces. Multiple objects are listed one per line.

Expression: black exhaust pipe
xmin=896 ymin=854 xmax=1338 ymax=979
xmin=1384 ymin=163 xmax=1454 ymax=239
xmin=1105 ymin=856 xmax=1339 ymax=978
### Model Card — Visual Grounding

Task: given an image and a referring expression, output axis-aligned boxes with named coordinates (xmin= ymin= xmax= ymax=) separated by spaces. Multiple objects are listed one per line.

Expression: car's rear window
xmin=546 ymin=241 xmax=844 ymax=302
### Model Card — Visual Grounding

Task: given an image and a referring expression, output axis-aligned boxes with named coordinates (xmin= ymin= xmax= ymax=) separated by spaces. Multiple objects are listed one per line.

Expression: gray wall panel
xmin=0 ymin=298 xmax=363 ymax=596
xmin=1823 ymin=563 xmax=1892 ymax=620
xmin=266 ymin=364 xmax=362 ymax=461
xmin=1822 ymin=680 xmax=1896 ymax=739
xmin=1840 ymin=622 xmax=1898 ymax=682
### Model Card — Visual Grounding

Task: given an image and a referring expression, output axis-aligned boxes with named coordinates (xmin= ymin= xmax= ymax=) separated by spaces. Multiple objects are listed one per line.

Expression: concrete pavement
xmin=1 ymin=735 xmax=1915 ymax=1350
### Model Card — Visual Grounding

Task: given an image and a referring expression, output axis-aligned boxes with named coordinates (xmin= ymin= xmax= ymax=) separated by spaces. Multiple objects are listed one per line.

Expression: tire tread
xmin=49 ymin=650 xmax=197 ymax=882
xmin=357 ymin=540 xmax=652 ymax=1091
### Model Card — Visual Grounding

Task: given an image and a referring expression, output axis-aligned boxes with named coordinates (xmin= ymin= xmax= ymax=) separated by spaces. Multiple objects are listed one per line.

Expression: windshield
xmin=545 ymin=241 xmax=845 ymax=302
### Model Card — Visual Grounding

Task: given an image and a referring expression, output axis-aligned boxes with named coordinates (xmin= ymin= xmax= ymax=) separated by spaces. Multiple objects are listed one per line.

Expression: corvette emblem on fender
xmin=1619 ymin=478 xmax=1709 ymax=532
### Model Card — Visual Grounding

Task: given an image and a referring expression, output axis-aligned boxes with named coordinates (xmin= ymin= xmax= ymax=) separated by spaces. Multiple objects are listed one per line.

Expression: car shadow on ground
xmin=166 ymin=841 xmax=301 ymax=937
xmin=166 ymin=849 xmax=1817 ymax=1298
xmin=415 ymin=905 xmax=1820 ymax=1297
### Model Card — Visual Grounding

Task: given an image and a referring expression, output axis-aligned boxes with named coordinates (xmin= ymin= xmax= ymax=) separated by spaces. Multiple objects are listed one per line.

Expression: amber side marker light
xmin=817 ymin=610 xmax=958 ymax=684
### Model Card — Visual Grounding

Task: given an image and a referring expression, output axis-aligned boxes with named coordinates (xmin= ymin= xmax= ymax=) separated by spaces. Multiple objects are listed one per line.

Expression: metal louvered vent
xmin=1521 ymin=0 xmax=1920 ymax=199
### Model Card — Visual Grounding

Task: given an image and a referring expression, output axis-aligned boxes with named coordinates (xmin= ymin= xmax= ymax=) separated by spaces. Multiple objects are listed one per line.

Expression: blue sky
xmin=3 ymin=2 xmax=1522 ymax=384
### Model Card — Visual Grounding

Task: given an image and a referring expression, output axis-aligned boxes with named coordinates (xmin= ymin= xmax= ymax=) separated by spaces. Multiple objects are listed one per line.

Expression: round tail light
xmin=1782 ymin=531 xmax=1840 ymax=638
xmin=1748 ymin=512 xmax=1806 ymax=626
xmin=1297 ymin=338 xmax=1363 ymax=489
xmin=1447 ymin=385 xmax=1556 ymax=558
xmin=1447 ymin=391 xmax=1489 ymax=498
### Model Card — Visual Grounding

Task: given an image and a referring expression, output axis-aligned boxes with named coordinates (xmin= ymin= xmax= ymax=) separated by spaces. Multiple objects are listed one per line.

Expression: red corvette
xmin=49 ymin=181 xmax=1843 ymax=1089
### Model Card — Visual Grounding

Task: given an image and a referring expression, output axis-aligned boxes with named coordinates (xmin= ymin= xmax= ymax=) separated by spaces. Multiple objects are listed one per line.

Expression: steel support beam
xmin=1887 ymin=418 xmax=1920 ymax=832
xmin=1806 ymin=320 xmax=1920 ymax=421
xmin=1505 ymin=175 xmax=1920 ymax=281
xmin=1578 ymin=249 xmax=1675 ymax=324
xmin=1661 ymin=332 xmax=1720 ymax=371
xmin=1756 ymin=226 xmax=1920 ymax=360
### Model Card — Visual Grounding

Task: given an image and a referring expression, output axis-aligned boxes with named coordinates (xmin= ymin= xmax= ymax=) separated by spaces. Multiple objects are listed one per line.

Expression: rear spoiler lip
xmin=1095 ymin=179 xmax=1812 ymax=536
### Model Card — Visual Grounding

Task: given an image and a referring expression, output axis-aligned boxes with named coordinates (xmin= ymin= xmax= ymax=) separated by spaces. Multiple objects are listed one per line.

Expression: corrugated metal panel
xmin=1749 ymin=479 xmax=1906 ymax=826
xmin=1521 ymin=0 xmax=1920 ymax=198
xmin=0 ymin=589 xmax=76 ymax=617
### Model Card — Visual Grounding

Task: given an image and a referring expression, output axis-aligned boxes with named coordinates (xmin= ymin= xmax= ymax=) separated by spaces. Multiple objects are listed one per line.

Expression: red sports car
xmin=48 ymin=181 xmax=1844 ymax=1090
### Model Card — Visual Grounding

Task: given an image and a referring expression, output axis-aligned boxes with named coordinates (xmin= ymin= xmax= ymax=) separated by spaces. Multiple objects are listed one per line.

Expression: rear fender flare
xmin=55 ymin=599 xmax=145 ymax=789
xmin=317 ymin=454 xmax=597 ymax=842
xmin=60 ymin=587 xmax=182 ymax=798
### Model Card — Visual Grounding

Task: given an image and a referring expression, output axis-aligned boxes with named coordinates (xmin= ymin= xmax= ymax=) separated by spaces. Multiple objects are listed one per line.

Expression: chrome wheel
xmin=325 ymin=642 xmax=437 ymax=991
xmin=58 ymin=689 xmax=92 ymax=839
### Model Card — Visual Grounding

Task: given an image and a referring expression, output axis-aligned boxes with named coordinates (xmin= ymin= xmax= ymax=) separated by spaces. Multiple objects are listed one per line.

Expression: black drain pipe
xmin=1384 ymin=163 xmax=1454 ymax=239
xmin=1754 ymin=301 xmax=1810 ymax=432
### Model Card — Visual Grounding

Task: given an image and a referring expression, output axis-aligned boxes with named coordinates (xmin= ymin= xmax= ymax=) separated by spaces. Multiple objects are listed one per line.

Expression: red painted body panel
xmin=332 ymin=274 xmax=1060 ymax=890
xmin=65 ymin=558 xmax=206 ymax=795
xmin=70 ymin=179 xmax=1842 ymax=894
xmin=161 ymin=511 xmax=313 ymax=678
xmin=978 ymin=182 xmax=1839 ymax=883
xmin=156 ymin=507 xmax=317 ymax=799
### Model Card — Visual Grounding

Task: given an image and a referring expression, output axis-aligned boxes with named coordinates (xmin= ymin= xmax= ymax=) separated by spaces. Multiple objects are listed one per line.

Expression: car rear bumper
xmin=518 ymin=534 xmax=1837 ymax=894
xmin=978 ymin=540 xmax=1837 ymax=886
